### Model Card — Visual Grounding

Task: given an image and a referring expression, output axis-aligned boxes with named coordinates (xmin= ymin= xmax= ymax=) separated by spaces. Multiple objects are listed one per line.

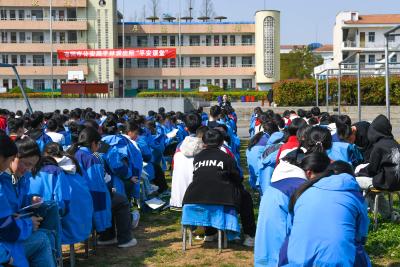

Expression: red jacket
xmin=276 ymin=136 xmax=299 ymax=164
xmin=0 ymin=116 xmax=7 ymax=131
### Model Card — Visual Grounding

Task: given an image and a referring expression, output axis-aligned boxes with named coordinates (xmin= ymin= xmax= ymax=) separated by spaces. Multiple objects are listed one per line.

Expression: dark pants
xmin=99 ymin=192 xmax=132 ymax=245
xmin=205 ymin=188 xmax=256 ymax=237
xmin=153 ymin=163 xmax=169 ymax=193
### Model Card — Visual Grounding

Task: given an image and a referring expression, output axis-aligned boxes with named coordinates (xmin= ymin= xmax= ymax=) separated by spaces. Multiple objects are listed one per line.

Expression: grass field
xmin=66 ymin=140 xmax=400 ymax=267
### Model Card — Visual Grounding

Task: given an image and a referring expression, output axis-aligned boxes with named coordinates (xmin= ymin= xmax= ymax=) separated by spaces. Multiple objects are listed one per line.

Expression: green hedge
xmin=273 ymin=76 xmax=400 ymax=106
xmin=137 ymin=90 xmax=267 ymax=101
xmin=0 ymin=92 xmax=81 ymax=99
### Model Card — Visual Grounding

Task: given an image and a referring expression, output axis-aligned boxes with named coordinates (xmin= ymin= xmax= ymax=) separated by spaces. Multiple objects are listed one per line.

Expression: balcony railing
xmin=6 ymin=63 xmax=85 ymax=67
xmin=0 ymin=17 xmax=88 ymax=22
xmin=119 ymin=42 xmax=255 ymax=48
xmin=0 ymin=40 xmax=79 ymax=44
xmin=120 ymin=64 xmax=255 ymax=69
xmin=343 ymin=40 xmax=357 ymax=48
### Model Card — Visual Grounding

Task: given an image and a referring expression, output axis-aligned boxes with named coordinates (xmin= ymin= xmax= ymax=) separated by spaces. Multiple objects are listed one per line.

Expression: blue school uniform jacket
xmin=327 ymin=141 xmax=364 ymax=167
xmin=246 ymin=133 xmax=270 ymax=190
xmin=280 ymin=173 xmax=371 ymax=267
xmin=257 ymin=132 xmax=284 ymax=193
xmin=255 ymin=175 xmax=306 ymax=267
xmin=0 ymin=172 xmax=33 ymax=267
xmin=74 ymin=147 xmax=111 ymax=232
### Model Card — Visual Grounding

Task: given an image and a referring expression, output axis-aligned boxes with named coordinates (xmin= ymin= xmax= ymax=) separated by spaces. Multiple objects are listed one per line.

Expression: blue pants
xmin=23 ymin=230 xmax=56 ymax=267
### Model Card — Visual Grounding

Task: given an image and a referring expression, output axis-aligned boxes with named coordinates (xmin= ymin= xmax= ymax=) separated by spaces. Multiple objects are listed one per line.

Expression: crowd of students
xmin=0 ymin=102 xmax=398 ymax=266
xmin=248 ymin=106 xmax=400 ymax=266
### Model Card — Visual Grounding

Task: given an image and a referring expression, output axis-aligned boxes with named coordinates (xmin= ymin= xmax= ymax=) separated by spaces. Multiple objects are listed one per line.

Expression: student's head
xmin=272 ymin=114 xmax=285 ymax=129
xmin=8 ymin=118 xmax=25 ymax=136
xmin=325 ymin=161 xmax=355 ymax=177
xmin=102 ymin=115 xmax=118 ymax=135
xmin=196 ymin=126 xmax=209 ymax=139
xmin=223 ymin=94 xmax=228 ymax=102
xmin=0 ymin=132 xmax=18 ymax=172
xmin=297 ymin=109 xmax=306 ymax=118
xmin=46 ymin=118 xmax=58 ymax=132
xmin=68 ymin=127 xmax=102 ymax=155
xmin=209 ymin=105 xmax=222 ymax=119
xmin=307 ymin=117 xmax=319 ymax=126
xmin=185 ymin=113 xmax=202 ymax=134
xmin=311 ymin=106 xmax=321 ymax=117
xmin=29 ymin=111 xmax=44 ymax=129
xmin=297 ymin=125 xmax=312 ymax=143
xmin=44 ymin=142 xmax=82 ymax=175
xmin=84 ymin=120 xmax=100 ymax=132
xmin=202 ymin=129 xmax=224 ymax=149
xmin=300 ymin=152 xmax=331 ymax=180
xmin=11 ymin=137 xmax=41 ymax=177
xmin=287 ymin=118 xmax=307 ymax=137
xmin=263 ymin=121 xmax=279 ymax=136
xmin=158 ymin=107 xmax=165 ymax=114
xmin=303 ymin=126 xmax=332 ymax=153
xmin=126 ymin=120 xmax=141 ymax=141
xmin=335 ymin=120 xmax=352 ymax=142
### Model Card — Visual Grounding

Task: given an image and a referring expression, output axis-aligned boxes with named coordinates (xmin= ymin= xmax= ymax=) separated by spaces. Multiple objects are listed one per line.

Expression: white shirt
xmin=46 ymin=131 xmax=65 ymax=145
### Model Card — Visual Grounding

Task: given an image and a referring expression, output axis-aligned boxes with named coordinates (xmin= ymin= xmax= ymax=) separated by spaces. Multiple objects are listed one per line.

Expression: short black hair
xmin=185 ymin=113 xmax=202 ymax=134
xmin=0 ymin=132 xmax=17 ymax=158
xmin=15 ymin=137 xmax=40 ymax=159
xmin=8 ymin=118 xmax=24 ymax=134
xmin=202 ymin=129 xmax=224 ymax=148
xmin=311 ymin=107 xmax=321 ymax=117
xmin=210 ymin=105 xmax=221 ymax=118
xmin=46 ymin=119 xmax=58 ymax=132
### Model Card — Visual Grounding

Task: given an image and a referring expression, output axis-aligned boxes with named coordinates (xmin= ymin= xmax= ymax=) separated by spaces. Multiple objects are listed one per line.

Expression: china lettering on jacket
xmin=194 ymin=160 xmax=224 ymax=171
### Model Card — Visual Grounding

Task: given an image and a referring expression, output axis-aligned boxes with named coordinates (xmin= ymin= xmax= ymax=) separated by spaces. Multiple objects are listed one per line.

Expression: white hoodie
xmin=170 ymin=136 xmax=204 ymax=208
xmin=55 ymin=156 xmax=77 ymax=174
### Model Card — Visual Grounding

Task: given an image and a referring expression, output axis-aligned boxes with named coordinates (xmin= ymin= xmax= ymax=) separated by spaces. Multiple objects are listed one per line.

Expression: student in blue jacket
xmin=35 ymin=143 xmax=94 ymax=245
xmin=26 ymin=111 xmax=52 ymax=153
xmin=246 ymin=121 xmax=280 ymax=190
xmin=279 ymin=161 xmax=371 ymax=267
xmin=67 ymin=127 xmax=112 ymax=233
xmin=0 ymin=135 xmax=55 ymax=267
xmin=255 ymin=152 xmax=331 ymax=267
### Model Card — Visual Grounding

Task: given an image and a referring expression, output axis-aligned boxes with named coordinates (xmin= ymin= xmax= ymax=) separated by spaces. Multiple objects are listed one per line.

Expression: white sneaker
xmin=97 ymin=237 xmax=118 ymax=246
xmin=204 ymin=233 xmax=218 ymax=242
xmin=131 ymin=210 xmax=140 ymax=229
xmin=243 ymin=235 xmax=254 ymax=247
xmin=118 ymin=238 xmax=138 ymax=248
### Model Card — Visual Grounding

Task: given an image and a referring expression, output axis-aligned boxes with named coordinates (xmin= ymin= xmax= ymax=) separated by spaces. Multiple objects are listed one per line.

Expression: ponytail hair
xmin=289 ymin=160 xmax=354 ymax=213
xmin=303 ymin=126 xmax=332 ymax=153
xmin=67 ymin=127 xmax=101 ymax=156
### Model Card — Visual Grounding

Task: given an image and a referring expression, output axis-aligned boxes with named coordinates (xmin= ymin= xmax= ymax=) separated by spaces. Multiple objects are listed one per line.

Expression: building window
xmin=153 ymin=36 xmax=159 ymax=46
xmin=0 ymin=10 xmax=7 ymax=20
xmin=368 ymin=32 xmax=375 ymax=42
xmin=359 ymin=55 xmax=365 ymax=63
xmin=68 ymin=31 xmax=77 ymax=43
xmin=138 ymin=59 xmax=148 ymax=68
xmin=230 ymin=79 xmax=236 ymax=89
xmin=154 ymin=80 xmax=160 ymax=90
xmin=214 ymin=57 xmax=220 ymax=67
xmin=137 ymin=36 xmax=148 ymax=47
xmin=10 ymin=32 xmax=16 ymax=43
xmin=388 ymin=35 xmax=396 ymax=42
xmin=242 ymin=56 xmax=253 ymax=67
xmin=67 ymin=8 xmax=77 ymax=20
xmin=170 ymin=36 xmax=176 ymax=46
xmin=1 ymin=32 xmax=7 ymax=43
xmin=242 ymin=79 xmax=253 ymax=89
xmin=230 ymin=57 xmax=236 ymax=67
xmin=3 ymin=79 xmax=9 ymax=89
xmin=368 ymin=54 xmax=375 ymax=63
xmin=171 ymin=79 xmax=176 ymax=90
xmin=126 ymin=58 xmax=132 ymax=68
xmin=206 ymin=79 xmax=212 ymax=85
xmin=11 ymin=55 xmax=17 ymax=65
xmin=206 ymin=57 xmax=212 ymax=67
xmin=190 ymin=79 xmax=200 ymax=90
xmin=214 ymin=35 xmax=220 ymax=46
xmin=162 ymin=59 xmax=168 ymax=67
xmin=190 ymin=57 xmax=200 ymax=67
xmin=18 ymin=10 xmax=24 ymax=20
xmin=222 ymin=35 xmax=228 ymax=46
xmin=31 ymin=10 xmax=43 ymax=21
xmin=206 ymin=35 xmax=211 ymax=46
xmin=154 ymin=58 xmax=160 ymax=68
xmin=162 ymin=36 xmax=168 ymax=46
xmin=20 ymin=55 xmax=26 ymax=66
xmin=19 ymin=32 xmax=25 ymax=43
xmin=222 ymin=56 xmax=228 ymax=67
xmin=170 ymin=58 xmax=176 ymax=68
xmin=242 ymin=35 xmax=252 ymax=45
xmin=33 ymin=79 xmax=45 ymax=90
xmin=2 ymin=55 xmax=8 ymax=64
xmin=11 ymin=79 xmax=18 ymax=88
xmin=60 ymin=32 xmax=66 ymax=43
xmin=391 ymin=54 xmax=397 ymax=63
xmin=189 ymin=35 xmax=200 ymax=46
xmin=33 ymin=55 xmax=44 ymax=66
xmin=69 ymin=59 xmax=78 ymax=66
xmin=264 ymin=16 xmax=275 ymax=78
xmin=138 ymin=80 xmax=148 ymax=90
xmin=162 ymin=80 xmax=168 ymax=90
xmin=214 ymin=79 xmax=220 ymax=87
xmin=9 ymin=10 xmax=16 ymax=20
xmin=230 ymin=35 xmax=236 ymax=46
xmin=32 ymin=32 xmax=44 ymax=43
xmin=52 ymin=54 xmax=58 ymax=65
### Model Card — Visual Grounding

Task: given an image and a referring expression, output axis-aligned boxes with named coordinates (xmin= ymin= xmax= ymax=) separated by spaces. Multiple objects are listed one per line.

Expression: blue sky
xmin=117 ymin=0 xmax=400 ymax=45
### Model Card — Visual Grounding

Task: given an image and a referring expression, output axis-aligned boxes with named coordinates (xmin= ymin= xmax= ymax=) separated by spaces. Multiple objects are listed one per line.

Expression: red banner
xmin=57 ymin=48 xmax=176 ymax=60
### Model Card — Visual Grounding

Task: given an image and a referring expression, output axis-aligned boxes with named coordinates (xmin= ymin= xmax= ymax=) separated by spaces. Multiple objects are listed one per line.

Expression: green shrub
xmin=137 ymin=90 xmax=267 ymax=101
xmin=273 ymin=76 xmax=400 ymax=106
xmin=8 ymin=87 xmax=34 ymax=94
xmin=0 ymin=92 xmax=79 ymax=99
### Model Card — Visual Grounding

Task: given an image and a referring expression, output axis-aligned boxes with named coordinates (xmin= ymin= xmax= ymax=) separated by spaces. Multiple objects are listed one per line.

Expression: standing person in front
xmin=182 ymin=129 xmax=256 ymax=247
xmin=0 ymin=134 xmax=56 ymax=267
xmin=254 ymin=152 xmax=331 ymax=267
xmin=279 ymin=161 xmax=371 ymax=266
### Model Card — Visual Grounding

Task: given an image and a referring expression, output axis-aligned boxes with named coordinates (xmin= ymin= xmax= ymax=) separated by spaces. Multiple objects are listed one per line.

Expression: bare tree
xmin=149 ymin=0 xmax=160 ymax=17
xmin=200 ymin=0 xmax=215 ymax=18
xmin=140 ymin=4 xmax=146 ymax=22
xmin=186 ymin=0 xmax=195 ymax=17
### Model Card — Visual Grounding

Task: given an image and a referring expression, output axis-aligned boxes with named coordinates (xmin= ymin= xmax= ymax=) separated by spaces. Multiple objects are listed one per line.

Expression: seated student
xmin=183 ymin=129 xmax=256 ymax=247
xmin=280 ymin=161 xmax=371 ymax=267
xmin=69 ymin=127 xmax=137 ymax=248
xmin=7 ymin=118 xmax=25 ymax=141
xmin=276 ymin=118 xmax=307 ymax=163
xmin=246 ymin=121 xmax=279 ymax=190
xmin=0 ymin=109 xmax=7 ymax=132
xmin=357 ymin=115 xmax=400 ymax=191
xmin=254 ymin=152 xmax=331 ymax=267
xmin=170 ymin=113 xmax=205 ymax=209
xmin=45 ymin=119 xmax=65 ymax=146
xmin=26 ymin=111 xmax=53 ymax=153
xmin=205 ymin=105 xmax=223 ymax=129
xmin=352 ymin=121 xmax=372 ymax=162
xmin=249 ymin=107 xmax=263 ymax=137
xmin=33 ymin=143 xmax=94 ymax=245
xmin=0 ymin=135 xmax=56 ymax=267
